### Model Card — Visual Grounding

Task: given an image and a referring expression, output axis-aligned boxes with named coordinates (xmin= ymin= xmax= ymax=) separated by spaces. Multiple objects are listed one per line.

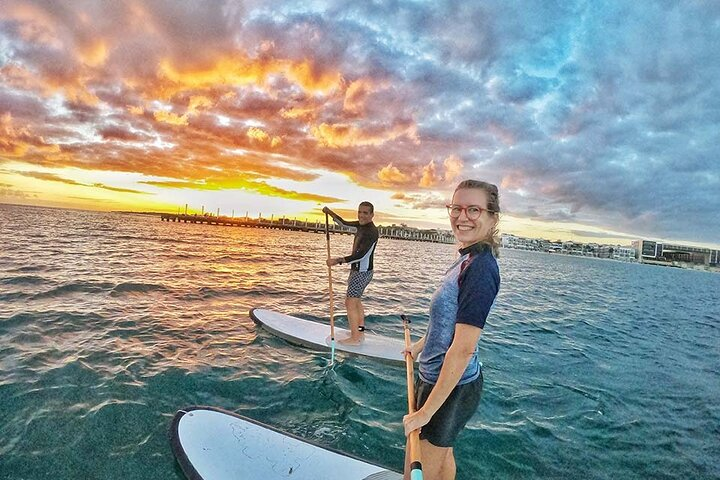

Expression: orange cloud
xmin=312 ymin=120 xmax=418 ymax=148
xmin=0 ymin=113 xmax=59 ymax=158
xmin=127 ymin=105 xmax=145 ymax=115
xmin=155 ymin=55 xmax=343 ymax=100
xmin=419 ymin=159 xmax=439 ymax=187
xmin=0 ymin=61 xmax=99 ymax=106
xmin=280 ymin=106 xmax=318 ymax=120
xmin=344 ymin=78 xmax=387 ymax=115
xmin=151 ymin=95 xmax=215 ymax=125
xmin=247 ymin=127 xmax=281 ymax=148
xmin=188 ymin=95 xmax=214 ymax=112
xmin=78 ymin=40 xmax=109 ymax=67
xmin=443 ymin=154 xmax=464 ymax=181
xmin=247 ymin=127 xmax=269 ymax=142
xmin=154 ymin=110 xmax=188 ymax=126
xmin=0 ymin=114 xmax=30 ymax=157
xmin=378 ymin=163 xmax=408 ymax=184
xmin=2 ymin=2 xmax=62 ymax=48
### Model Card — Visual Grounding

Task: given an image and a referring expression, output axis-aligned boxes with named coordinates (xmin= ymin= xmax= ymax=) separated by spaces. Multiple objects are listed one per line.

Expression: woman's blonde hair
xmin=454 ymin=179 xmax=501 ymax=257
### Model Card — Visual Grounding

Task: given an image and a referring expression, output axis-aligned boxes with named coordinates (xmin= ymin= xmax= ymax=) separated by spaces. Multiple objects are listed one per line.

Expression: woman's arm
xmin=403 ymin=323 xmax=482 ymax=434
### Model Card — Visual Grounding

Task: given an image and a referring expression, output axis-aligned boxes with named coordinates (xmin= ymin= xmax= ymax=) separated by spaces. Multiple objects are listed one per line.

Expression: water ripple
xmin=1 ymin=204 xmax=719 ymax=479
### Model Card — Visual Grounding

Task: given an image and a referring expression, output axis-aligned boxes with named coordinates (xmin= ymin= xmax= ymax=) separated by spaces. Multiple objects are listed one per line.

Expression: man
xmin=323 ymin=202 xmax=379 ymax=345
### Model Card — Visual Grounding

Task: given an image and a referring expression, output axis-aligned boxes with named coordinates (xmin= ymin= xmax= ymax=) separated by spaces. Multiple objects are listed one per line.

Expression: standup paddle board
xmin=170 ymin=406 xmax=402 ymax=480
xmin=250 ymin=308 xmax=406 ymax=364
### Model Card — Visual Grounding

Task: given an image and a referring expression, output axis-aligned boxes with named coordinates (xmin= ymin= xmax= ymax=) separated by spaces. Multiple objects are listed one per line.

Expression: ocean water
xmin=1 ymin=203 xmax=718 ymax=480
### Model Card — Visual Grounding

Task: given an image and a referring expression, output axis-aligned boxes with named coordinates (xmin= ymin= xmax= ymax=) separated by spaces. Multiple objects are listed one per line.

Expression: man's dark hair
xmin=359 ymin=201 xmax=374 ymax=213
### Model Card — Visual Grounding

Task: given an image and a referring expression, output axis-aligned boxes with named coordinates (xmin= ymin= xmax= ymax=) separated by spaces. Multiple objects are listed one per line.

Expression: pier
xmin=160 ymin=213 xmax=455 ymax=244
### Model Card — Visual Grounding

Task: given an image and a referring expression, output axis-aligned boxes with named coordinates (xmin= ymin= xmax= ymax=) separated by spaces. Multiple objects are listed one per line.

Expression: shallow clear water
xmin=1 ymin=204 xmax=718 ymax=479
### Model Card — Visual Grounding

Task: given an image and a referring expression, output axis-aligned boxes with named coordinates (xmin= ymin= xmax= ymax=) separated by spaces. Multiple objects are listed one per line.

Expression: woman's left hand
xmin=403 ymin=408 xmax=431 ymax=436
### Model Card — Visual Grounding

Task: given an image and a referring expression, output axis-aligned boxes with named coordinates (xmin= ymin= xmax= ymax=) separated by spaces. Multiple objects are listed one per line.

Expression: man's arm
xmin=322 ymin=206 xmax=358 ymax=228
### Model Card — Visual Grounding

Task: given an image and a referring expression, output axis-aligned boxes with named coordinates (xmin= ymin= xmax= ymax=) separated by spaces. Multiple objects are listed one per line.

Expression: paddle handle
xmin=402 ymin=315 xmax=423 ymax=479
xmin=325 ymin=213 xmax=336 ymax=346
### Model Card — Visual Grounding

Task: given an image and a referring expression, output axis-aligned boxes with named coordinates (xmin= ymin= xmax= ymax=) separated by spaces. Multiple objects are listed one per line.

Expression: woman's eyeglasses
xmin=446 ymin=204 xmax=494 ymax=220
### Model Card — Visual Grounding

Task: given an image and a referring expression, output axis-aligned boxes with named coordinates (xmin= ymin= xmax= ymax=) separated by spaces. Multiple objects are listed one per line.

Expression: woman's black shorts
xmin=415 ymin=372 xmax=483 ymax=448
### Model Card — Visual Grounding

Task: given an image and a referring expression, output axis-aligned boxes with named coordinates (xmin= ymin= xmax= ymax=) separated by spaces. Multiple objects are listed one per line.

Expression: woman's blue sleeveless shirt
xmin=418 ymin=243 xmax=500 ymax=385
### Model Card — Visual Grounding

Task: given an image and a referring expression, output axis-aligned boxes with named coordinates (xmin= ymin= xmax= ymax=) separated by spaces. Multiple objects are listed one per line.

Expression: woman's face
xmin=450 ymin=187 xmax=497 ymax=248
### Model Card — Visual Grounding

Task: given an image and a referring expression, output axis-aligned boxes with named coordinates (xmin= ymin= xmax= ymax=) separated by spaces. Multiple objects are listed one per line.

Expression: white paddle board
xmin=170 ymin=406 xmax=402 ymax=480
xmin=250 ymin=308 xmax=406 ymax=364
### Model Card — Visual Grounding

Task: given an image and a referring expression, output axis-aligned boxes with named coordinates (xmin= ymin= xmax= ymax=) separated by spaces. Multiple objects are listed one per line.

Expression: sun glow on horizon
xmin=2 ymin=2 xmax=718 ymax=249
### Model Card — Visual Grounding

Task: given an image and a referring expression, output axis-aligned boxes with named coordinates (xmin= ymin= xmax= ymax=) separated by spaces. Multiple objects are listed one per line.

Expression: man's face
xmin=357 ymin=206 xmax=374 ymax=225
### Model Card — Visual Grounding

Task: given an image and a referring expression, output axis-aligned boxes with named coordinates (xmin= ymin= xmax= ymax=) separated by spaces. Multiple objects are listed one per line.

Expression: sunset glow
xmin=1 ymin=2 xmax=718 ymax=248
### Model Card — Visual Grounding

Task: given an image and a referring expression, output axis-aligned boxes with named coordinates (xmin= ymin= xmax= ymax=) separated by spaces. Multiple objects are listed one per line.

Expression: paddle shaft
xmin=325 ymin=213 xmax=336 ymax=345
xmin=402 ymin=315 xmax=423 ymax=480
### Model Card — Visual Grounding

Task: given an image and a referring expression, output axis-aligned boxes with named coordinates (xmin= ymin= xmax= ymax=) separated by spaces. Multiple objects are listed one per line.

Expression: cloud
xmin=91 ymin=183 xmax=152 ymax=195
xmin=6 ymin=170 xmax=151 ymax=195
xmin=443 ymin=155 xmax=463 ymax=182
xmin=569 ymin=229 xmax=638 ymax=242
xmin=8 ymin=170 xmax=151 ymax=195
xmin=391 ymin=190 xmax=446 ymax=210
xmin=13 ymin=170 xmax=85 ymax=185
xmin=0 ymin=1 xmax=718 ymax=245
xmin=419 ymin=159 xmax=438 ymax=188
xmin=312 ymin=120 xmax=418 ymax=148
xmin=98 ymin=126 xmax=151 ymax=142
xmin=141 ymin=177 xmax=341 ymax=204
xmin=247 ymin=127 xmax=281 ymax=147
xmin=378 ymin=163 xmax=408 ymax=185
xmin=154 ymin=110 xmax=189 ymax=126
xmin=0 ymin=113 xmax=59 ymax=157
xmin=0 ymin=184 xmax=34 ymax=199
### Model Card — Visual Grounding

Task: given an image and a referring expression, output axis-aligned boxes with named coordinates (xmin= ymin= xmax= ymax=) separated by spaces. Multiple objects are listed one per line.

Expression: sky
xmin=1 ymin=1 xmax=719 ymax=248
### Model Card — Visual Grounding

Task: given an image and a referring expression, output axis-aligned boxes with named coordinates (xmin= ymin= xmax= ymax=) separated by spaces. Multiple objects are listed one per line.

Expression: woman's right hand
xmin=403 ymin=408 xmax=431 ymax=436
xmin=403 ymin=342 xmax=422 ymax=360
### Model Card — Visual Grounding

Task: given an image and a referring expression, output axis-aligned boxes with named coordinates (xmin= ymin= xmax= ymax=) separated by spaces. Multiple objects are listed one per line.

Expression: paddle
xmin=402 ymin=314 xmax=423 ymax=480
xmin=325 ymin=212 xmax=336 ymax=365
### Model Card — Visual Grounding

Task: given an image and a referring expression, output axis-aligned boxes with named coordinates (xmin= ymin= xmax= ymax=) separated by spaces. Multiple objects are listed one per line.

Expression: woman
xmin=403 ymin=179 xmax=501 ymax=480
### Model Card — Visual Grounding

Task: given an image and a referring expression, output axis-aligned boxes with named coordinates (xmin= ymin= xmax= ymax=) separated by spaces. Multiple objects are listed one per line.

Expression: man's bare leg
xmin=339 ymin=297 xmax=365 ymax=344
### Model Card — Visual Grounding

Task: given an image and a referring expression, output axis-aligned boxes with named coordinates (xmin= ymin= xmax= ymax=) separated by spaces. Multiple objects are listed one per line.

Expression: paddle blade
xmin=410 ymin=462 xmax=423 ymax=480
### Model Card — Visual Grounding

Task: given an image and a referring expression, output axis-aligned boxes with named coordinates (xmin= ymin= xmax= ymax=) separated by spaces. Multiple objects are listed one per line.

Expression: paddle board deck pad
xmin=250 ymin=308 xmax=406 ymax=364
xmin=170 ymin=406 xmax=402 ymax=480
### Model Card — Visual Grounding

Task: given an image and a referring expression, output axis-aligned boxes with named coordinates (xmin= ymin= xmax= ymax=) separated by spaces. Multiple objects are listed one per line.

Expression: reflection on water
xmin=1 ymin=204 xmax=719 ymax=479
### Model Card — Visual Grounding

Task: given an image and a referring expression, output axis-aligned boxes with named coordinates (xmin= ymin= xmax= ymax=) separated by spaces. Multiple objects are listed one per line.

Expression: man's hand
xmin=326 ymin=257 xmax=342 ymax=267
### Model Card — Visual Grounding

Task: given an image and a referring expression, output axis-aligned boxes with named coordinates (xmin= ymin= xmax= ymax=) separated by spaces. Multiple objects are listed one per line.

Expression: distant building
xmin=500 ymin=234 xmax=636 ymax=261
xmin=615 ymin=246 xmax=636 ymax=261
xmin=632 ymin=239 xmax=719 ymax=266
